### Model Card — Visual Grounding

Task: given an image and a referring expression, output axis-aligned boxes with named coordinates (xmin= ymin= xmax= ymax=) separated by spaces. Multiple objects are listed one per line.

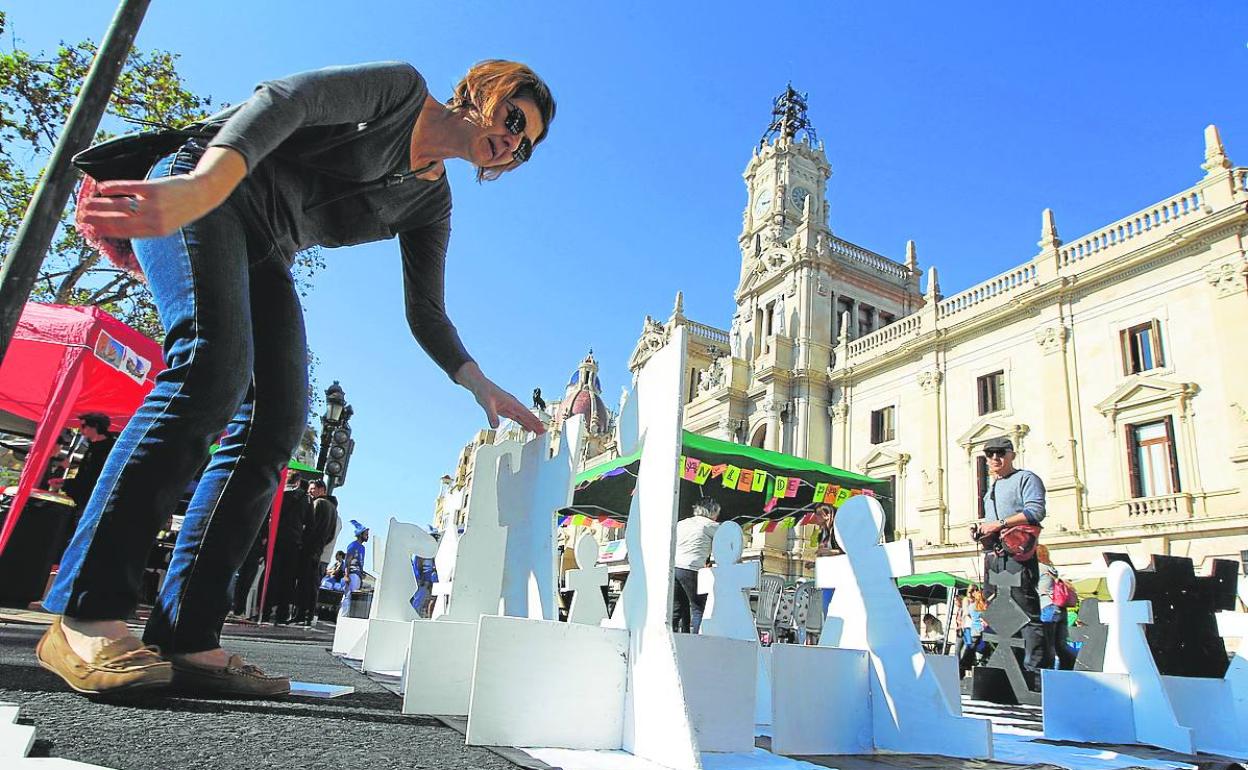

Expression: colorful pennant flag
xmin=736 ymin=468 xmax=755 ymax=492
xmin=763 ymin=519 xmax=780 ymax=533
xmin=863 ymin=488 xmax=876 ymax=497
xmin=824 ymin=484 xmax=841 ymax=503
xmin=773 ymin=476 xmax=788 ymax=499
xmin=711 ymin=463 xmax=728 ymax=478
xmin=813 ymin=482 xmax=829 ymax=502
xmin=694 ymin=462 xmax=713 ymax=485
xmin=834 ymin=486 xmax=853 ymax=507
xmin=682 ymin=456 xmax=701 ymax=481
xmin=751 ymin=470 xmax=767 ymax=493
xmin=723 ymin=465 xmax=742 ymax=489
xmin=763 ymin=496 xmax=779 ymax=513
xmin=785 ymin=477 xmax=800 ymax=498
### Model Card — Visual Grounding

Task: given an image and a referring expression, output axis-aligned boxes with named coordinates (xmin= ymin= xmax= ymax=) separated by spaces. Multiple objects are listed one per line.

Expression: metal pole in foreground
xmin=0 ymin=0 xmax=153 ymax=367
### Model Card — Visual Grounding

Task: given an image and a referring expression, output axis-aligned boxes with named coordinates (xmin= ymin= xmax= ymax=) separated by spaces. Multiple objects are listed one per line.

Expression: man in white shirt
xmin=672 ymin=499 xmax=721 ymax=633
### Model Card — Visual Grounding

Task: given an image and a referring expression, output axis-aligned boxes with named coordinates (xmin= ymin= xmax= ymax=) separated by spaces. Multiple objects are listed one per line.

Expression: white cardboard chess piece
xmin=429 ymin=519 xmax=459 ymax=620
xmin=466 ymin=327 xmax=756 ymax=769
xmin=696 ymin=521 xmax=759 ymax=642
xmin=771 ymin=496 xmax=991 ymax=759
xmin=1043 ymin=560 xmax=1194 ymax=754
xmin=565 ymin=532 xmax=608 ymax=625
xmin=361 ymin=519 xmax=438 ymax=674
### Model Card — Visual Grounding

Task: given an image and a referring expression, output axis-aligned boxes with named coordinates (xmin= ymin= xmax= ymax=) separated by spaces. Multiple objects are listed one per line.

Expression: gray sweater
xmin=982 ymin=468 xmax=1047 ymax=525
xmin=202 ymin=61 xmax=470 ymax=378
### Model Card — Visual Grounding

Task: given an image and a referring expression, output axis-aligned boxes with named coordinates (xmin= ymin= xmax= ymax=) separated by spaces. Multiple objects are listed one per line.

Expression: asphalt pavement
xmin=0 ymin=618 xmax=522 ymax=770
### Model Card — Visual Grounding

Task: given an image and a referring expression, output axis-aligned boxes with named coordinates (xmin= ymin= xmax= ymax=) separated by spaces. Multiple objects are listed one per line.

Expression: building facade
xmin=629 ymin=90 xmax=1248 ymax=581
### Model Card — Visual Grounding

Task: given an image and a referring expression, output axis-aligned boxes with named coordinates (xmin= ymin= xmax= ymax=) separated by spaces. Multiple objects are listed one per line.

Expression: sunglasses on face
xmin=504 ymin=102 xmax=533 ymax=164
xmin=984 ymin=449 xmax=1008 ymax=459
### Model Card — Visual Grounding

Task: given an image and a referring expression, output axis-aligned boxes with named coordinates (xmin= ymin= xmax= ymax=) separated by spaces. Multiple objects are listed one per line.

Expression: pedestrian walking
xmin=672 ymin=499 xmax=720 ymax=633
xmin=37 ymin=58 xmax=556 ymax=698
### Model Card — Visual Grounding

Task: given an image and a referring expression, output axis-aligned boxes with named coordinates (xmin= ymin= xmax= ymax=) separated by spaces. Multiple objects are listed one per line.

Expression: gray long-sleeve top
xmin=982 ymin=468 xmax=1047 ymax=525
xmin=201 ymin=61 xmax=471 ymax=378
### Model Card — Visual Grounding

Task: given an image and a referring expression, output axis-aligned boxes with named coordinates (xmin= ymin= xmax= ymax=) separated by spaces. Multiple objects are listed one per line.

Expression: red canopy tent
xmin=0 ymin=303 xmax=165 ymax=556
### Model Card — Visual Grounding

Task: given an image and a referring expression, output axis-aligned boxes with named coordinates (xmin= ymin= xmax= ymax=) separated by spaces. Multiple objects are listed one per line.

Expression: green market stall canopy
xmin=563 ymin=430 xmax=888 ymax=530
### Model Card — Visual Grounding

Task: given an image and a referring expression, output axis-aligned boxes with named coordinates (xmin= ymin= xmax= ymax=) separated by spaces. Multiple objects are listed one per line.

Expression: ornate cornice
xmin=1034 ymin=324 xmax=1068 ymax=355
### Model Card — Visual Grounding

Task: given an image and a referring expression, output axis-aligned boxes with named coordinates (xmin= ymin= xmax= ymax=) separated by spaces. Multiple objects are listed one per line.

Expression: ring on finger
xmin=128 ymin=197 xmax=140 ymax=214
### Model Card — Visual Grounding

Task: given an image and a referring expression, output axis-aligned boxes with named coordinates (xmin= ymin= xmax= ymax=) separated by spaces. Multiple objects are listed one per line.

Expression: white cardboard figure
xmin=466 ymin=327 xmax=756 ymax=769
xmin=1043 ymin=560 xmax=1194 ymax=754
xmin=772 ymin=496 xmax=992 ymax=759
xmin=497 ymin=419 xmax=579 ymax=620
xmin=1216 ymin=579 xmax=1248 ymax=730
xmin=362 ymin=519 xmax=438 ymax=674
xmin=429 ymin=518 xmax=459 ymax=620
xmin=697 ymin=521 xmax=760 ymax=642
xmin=565 ymin=532 xmax=609 ymax=625
xmin=0 ymin=702 xmax=34 ymax=758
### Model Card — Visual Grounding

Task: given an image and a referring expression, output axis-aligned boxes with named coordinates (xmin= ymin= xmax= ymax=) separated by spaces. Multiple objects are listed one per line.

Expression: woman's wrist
xmin=187 ymin=146 xmax=247 ymax=207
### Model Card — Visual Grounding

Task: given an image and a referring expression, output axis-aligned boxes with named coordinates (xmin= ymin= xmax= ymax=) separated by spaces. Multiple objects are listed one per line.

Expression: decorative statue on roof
xmin=532 ymin=388 xmax=546 ymax=411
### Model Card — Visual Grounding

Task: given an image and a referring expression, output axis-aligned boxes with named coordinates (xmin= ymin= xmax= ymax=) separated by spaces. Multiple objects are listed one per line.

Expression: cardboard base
xmin=402 ymin=619 xmax=480 ymax=716
xmin=924 ymin=653 xmax=962 ymax=715
xmin=1042 ymin=670 xmax=1137 ymax=745
xmin=1162 ymin=674 xmax=1248 ymax=757
xmin=770 ymin=645 xmax=872 ymax=756
xmin=331 ymin=616 xmax=369 ymax=659
xmin=672 ymin=634 xmax=757 ymax=754
xmin=466 ymin=616 xmax=628 ymax=749
xmin=361 ymin=618 xmax=412 ymax=675
xmin=754 ymin=646 xmax=773 ymax=727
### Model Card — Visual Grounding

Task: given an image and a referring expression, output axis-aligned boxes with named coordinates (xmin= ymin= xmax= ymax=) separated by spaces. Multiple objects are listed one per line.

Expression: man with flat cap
xmin=974 ymin=436 xmax=1048 ymax=689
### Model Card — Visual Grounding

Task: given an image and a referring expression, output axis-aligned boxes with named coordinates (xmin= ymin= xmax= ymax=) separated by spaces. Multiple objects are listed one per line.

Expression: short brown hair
xmin=447 ymin=59 xmax=556 ymax=182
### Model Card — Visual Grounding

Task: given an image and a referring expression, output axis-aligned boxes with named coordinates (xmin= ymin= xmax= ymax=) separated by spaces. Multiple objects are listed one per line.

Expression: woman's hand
xmin=77 ymin=146 xmax=247 ymax=239
xmin=455 ymin=361 xmax=547 ymax=435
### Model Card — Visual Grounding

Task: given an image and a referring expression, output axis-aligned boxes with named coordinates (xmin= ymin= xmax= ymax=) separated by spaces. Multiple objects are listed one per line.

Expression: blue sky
xmin=8 ymin=2 xmax=1246 ymax=551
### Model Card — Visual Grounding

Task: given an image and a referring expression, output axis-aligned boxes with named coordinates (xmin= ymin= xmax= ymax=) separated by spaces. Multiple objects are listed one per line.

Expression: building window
xmin=878 ymin=312 xmax=895 ymax=327
xmin=1120 ymin=320 xmax=1165 ymax=374
xmin=836 ymin=297 xmax=855 ymax=339
xmin=858 ymin=304 xmax=874 ymax=336
xmin=687 ymin=367 xmax=700 ymax=403
xmin=977 ymin=371 xmax=1006 ymax=415
xmin=1126 ymin=418 xmax=1180 ymax=498
xmin=870 ymin=406 xmax=895 ymax=444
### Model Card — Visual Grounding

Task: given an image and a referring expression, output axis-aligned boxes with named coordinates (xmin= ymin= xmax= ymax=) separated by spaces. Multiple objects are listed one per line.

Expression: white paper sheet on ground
xmin=466 ymin=616 xmax=628 ymax=749
xmin=565 ymin=533 xmax=609 ymax=625
xmin=331 ymin=616 xmax=369 ymax=659
xmin=440 ymin=441 xmax=521 ymax=622
xmin=289 ymin=682 xmax=354 ymax=698
xmin=770 ymin=644 xmax=872 ymax=755
xmin=992 ymin=728 xmax=1197 ymax=770
xmin=497 ymin=419 xmax=577 ymax=620
xmin=521 ymin=747 xmax=828 ymax=770
xmin=697 ymin=521 xmax=760 ymax=642
xmin=791 ymin=496 xmax=991 ymax=759
xmin=617 ymin=327 xmax=704 ymax=770
xmin=401 ymin=619 xmax=479 ymax=716
xmin=0 ymin=703 xmax=18 ymax=723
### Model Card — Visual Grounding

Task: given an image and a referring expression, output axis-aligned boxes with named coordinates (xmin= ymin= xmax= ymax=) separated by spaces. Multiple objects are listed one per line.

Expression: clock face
xmin=753 ymin=187 xmax=772 ymax=216
xmin=791 ymin=186 xmax=811 ymax=209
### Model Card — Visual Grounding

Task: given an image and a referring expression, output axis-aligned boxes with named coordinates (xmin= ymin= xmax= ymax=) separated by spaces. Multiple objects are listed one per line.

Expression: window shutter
xmin=1151 ymin=319 xmax=1165 ymax=368
xmin=1163 ymin=415 xmax=1181 ymax=493
xmin=977 ymin=376 xmax=986 ymax=415
xmin=1125 ymin=425 xmax=1142 ymax=498
xmin=1119 ymin=329 xmax=1131 ymax=375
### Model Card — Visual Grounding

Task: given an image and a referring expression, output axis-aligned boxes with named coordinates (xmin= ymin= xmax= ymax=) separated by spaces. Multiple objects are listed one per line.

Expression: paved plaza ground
xmin=2 ymin=611 xmax=1241 ymax=770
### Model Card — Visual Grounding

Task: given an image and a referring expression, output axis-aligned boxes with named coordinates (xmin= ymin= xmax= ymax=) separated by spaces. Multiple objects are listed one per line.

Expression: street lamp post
xmin=318 ymin=381 xmax=354 ymax=494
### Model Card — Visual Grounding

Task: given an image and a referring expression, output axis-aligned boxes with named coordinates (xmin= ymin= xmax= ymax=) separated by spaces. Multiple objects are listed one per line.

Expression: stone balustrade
xmin=937 ymin=264 xmax=1039 ymax=322
xmin=827 ymin=235 xmax=911 ymax=281
xmin=847 ymin=313 xmax=924 ymax=358
xmin=1124 ymin=492 xmax=1193 ymax=519
xmin=686 ymin=320 xmax=729 ymax=346
xmin=1057 ymin=188 xmax=1205 ymax=271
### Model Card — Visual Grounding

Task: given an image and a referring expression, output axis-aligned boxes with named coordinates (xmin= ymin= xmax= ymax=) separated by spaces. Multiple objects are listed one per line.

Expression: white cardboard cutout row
xmin=565 ymin=533 xmax=609 ymax=625
xmin=773 ymin=496 xmax=991 ymax=759
xmin=362 ymin=519 xmax=438 ymax=674
xmin=697 ymin=521 xmax=760 ymax=642
xmin=1042 ymin=560 xmax=1194 ymax=754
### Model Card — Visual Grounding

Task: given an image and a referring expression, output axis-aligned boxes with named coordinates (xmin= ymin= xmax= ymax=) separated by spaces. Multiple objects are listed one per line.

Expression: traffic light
xmin=324 ymin=421 xmax=354 ymax=489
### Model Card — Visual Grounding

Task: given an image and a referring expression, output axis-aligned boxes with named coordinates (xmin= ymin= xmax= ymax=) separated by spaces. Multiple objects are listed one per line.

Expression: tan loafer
xmin=36 ymin=617 xmax=172 ymax=695
xmin=170 ymin=654 xmax=290 ymax=699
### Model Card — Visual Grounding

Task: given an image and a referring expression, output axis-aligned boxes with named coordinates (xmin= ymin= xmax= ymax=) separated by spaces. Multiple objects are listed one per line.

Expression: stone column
xmin=1033 ymin=322 xmax=1085 ymax=532
xmin=915 ymin=365 xmax=947 ymax=546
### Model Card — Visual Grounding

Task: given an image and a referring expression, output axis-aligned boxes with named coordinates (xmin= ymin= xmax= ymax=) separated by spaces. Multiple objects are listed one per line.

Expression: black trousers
xmin=672 ymin=567 xmax=705 ymax=633
xmin=293 ymin=550 xmax=322 ymax=621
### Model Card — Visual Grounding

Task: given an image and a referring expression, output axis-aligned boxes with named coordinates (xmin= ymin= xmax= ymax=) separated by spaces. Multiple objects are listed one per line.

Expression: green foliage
xmin=0 ymin=16 xmax=323 ymax=341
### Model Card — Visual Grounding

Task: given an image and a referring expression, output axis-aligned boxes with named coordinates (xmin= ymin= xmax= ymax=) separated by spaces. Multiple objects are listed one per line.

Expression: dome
xmin=555 ymin=350 xmax=611 ymax=436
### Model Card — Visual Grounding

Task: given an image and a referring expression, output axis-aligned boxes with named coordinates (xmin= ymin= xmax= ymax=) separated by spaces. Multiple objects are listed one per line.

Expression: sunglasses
xmin=983 ymin=449 xmax=1008 ymax=459
xmin=504 ymin=102 xmax=533 ymax=164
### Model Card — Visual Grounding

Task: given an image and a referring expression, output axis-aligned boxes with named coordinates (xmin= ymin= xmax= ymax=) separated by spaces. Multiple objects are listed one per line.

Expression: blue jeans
xmin=44 ymin=144 xmax=308 ymax=654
